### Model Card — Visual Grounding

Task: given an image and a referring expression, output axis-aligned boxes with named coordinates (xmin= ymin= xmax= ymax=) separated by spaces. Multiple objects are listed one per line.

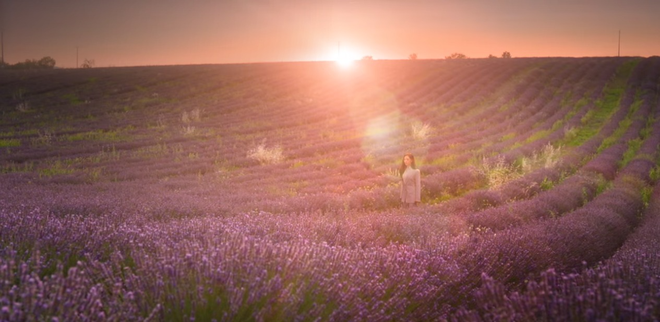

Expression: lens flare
xmin=364 ymin=113 xmax=400 ymax=140
xmin=348 ymin=86 xmax=404 ymax=164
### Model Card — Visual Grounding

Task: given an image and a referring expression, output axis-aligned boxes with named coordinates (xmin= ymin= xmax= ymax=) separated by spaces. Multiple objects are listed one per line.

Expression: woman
xmin=399 ymin=153 xmax=421 ymax=206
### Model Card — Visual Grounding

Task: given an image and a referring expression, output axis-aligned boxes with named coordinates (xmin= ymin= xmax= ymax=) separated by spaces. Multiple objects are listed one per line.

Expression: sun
xmin=334 ymin=46 xmax=359 ymax=68
xmin=335 ymin=55 xmax=355 ymax=68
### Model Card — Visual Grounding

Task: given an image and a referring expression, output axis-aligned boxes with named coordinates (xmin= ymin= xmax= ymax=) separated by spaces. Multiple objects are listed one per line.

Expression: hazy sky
xmin=1 ymin=0 xmax=659 ymax=67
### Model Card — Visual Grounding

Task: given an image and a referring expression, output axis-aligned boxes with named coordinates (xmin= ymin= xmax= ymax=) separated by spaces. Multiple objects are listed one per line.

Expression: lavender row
xmin=491 ymin=59 xmax=619 ymax=161
xmin=426 ymin=61 xmax=577 ymax=155
xmin=420 ymin=58 xmax=651 ymax=213
xmin=458 ymin=75 xmax=660 ymax=230
xmin=450 ymin=179 xmax=660 ymax=321
xmin=427 ymin=59 xmax=578 ymax=136
xmin=0 ymin=170 xmax=654 ymax=320
xmin=443 ymin=173 xmax=649 ymax=311
xmin=224 ymin=63 xmax=652 ymax=215
xmin=0 ymin=199 xmax=465 ymax=320
xmin=428 ymin=58 xmax=620 ymax=151
xmin=0 ymin=59 xmax=623 ymax=190
xmin=422 ymin=59 xmax=625 ymax=169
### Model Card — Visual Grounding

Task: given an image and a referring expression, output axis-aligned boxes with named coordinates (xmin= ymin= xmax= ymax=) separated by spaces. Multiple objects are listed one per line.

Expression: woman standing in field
xmin=399 ymin=153 xmax=421 ymax=206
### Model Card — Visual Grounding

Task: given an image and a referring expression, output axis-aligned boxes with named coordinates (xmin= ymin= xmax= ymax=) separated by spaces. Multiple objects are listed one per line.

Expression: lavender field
xmin=1 ymin=57 xmax=660 ymax=321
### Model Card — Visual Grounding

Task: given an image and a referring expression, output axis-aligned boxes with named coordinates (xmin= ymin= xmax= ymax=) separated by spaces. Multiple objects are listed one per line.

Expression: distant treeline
xmin=0 ymin=56 xmax=56 ymax=69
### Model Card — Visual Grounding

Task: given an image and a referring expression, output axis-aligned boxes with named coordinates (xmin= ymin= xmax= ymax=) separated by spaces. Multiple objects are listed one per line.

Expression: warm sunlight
xmin=5 ymin=0 xmax=660 ymax=319
xmin=334 ymin=46 xmax=359 ymax=68
xmin=335 ymin=56 xmax=355 ymax=68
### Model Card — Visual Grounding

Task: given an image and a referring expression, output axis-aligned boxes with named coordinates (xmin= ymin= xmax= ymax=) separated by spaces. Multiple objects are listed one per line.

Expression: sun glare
xmin=334 ymin=47 xmax=359 ymax=68
xmin=336 ymin=56 xmax=355 ymax=68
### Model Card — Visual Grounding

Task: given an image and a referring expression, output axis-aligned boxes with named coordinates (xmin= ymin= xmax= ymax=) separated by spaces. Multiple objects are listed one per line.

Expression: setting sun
xmin=334 ymin=44 xmax=360 ymax=68
xmin=335 ymin=56 xmax=355 ymax=68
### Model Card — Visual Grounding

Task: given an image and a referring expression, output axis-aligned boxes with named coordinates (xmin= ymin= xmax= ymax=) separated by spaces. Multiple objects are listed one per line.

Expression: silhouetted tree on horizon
xmin=6 ymin=56 xmax=56 ymax=69
xmin=81 ymin=58 xmax=95 ymax=68
xmin=38 ymin=56 xmax=56 ymax=68
xmin=445 ymin=53 xmax=467 ymax=60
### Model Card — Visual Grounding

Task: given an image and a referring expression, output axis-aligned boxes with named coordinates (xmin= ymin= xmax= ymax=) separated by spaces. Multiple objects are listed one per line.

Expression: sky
xmin=1 ymin=0 xmax=659 ymax=67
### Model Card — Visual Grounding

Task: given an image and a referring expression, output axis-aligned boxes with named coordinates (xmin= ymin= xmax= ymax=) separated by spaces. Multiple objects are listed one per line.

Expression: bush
xmin=445 ymin=53 xmax=467 ymax=60
xmin=521 ymin=143 xmax=562 ymax=173
xmin=247 ymin=143 xmax=285 ymax=165
xmin=478 ymin=155 xmax=521 ymax=189
xmin=411 ymin=121 xmax=432 ymax=142
xmin=9 ymin=56 xmax=56 ymax=69
xmin=80 ymin=59 xmax=95 ymax=68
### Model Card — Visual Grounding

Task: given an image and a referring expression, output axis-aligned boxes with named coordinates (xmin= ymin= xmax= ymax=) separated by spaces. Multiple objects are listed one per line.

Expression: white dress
xmin=400 ymin=167 xmax=421 ymax=203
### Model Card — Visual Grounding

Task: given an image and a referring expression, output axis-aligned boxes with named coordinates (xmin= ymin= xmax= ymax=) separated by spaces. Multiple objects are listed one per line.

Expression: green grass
xmin=291 ymin=160 xmax=305 ymax=168
xmin=640 ymin=121 xmax=653 ymax=139
xmin=540 ymin=177 xmax=554 ymax=190
xmin=63 ymin=127 xmax=133 ymax=142
xmin=524 ymin=129 xmax=552 ymax=144
xmin=132 ymin=143 xmax=171 ymax=159
xmin=84 ymin=167 xmax=104 ymax=182
xmin=568 ymin=97 xmax=590 ymax=120
xmin=38 ymin=160 xmax=75 ymax=177
xmin=1 ymin=161 xmax=34 ymax=173
xmin=429 ymin=154 xmax=458 ymax=170
xmin=641 ymin=185 xmax=654 ymax=207
xmin=62 ymin=93 xmax=82 ymax=105
xmin=563 ymin=59 xmax=639 ymax=147
xmin=595 ymin=174 xmax=612 ymax=195
xmin=0 ymin=138 xmax=21 ymax=147
xmin=597 ymin=92 xmax=643 ymax=153
xmin=1 ymin=129 xmax=42 ymax=139
xmin=551 ymin=120 xmax=565 ymax=131
xmin=619 ymin=138 xmax=643 ymax=167
xmin=500 ymin=132 xmax=515 ymax=141
xmin=651 ymin=166 xmax=660 ymax=182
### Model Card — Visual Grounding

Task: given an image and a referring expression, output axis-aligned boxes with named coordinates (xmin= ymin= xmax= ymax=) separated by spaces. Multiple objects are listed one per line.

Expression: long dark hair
xmin=399 ymin=153 xmax=416 ymax=177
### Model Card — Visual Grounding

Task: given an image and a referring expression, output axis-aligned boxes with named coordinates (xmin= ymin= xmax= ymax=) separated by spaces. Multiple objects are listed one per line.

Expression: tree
xmin=362 ymin=55 xmax=373 ymax=61
xmin=409 ymin=53 xmax=418 ymax=60
xmin=38 ymin=56 xmax=56 ymax=68
xmin=445 ymin=53 xmax=467 ymax=60
xmin=8 ymin=56 xmax=56 ymax=69
xmin=12 ymin=59 xmax=38 ymax=69
xmin=502 ymin=51 xmax=512 ymax=59
xmin=81 ymin=59 xmax=95 ymax=68
xmin=488 ymin=54 xmax=498 ymax=59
